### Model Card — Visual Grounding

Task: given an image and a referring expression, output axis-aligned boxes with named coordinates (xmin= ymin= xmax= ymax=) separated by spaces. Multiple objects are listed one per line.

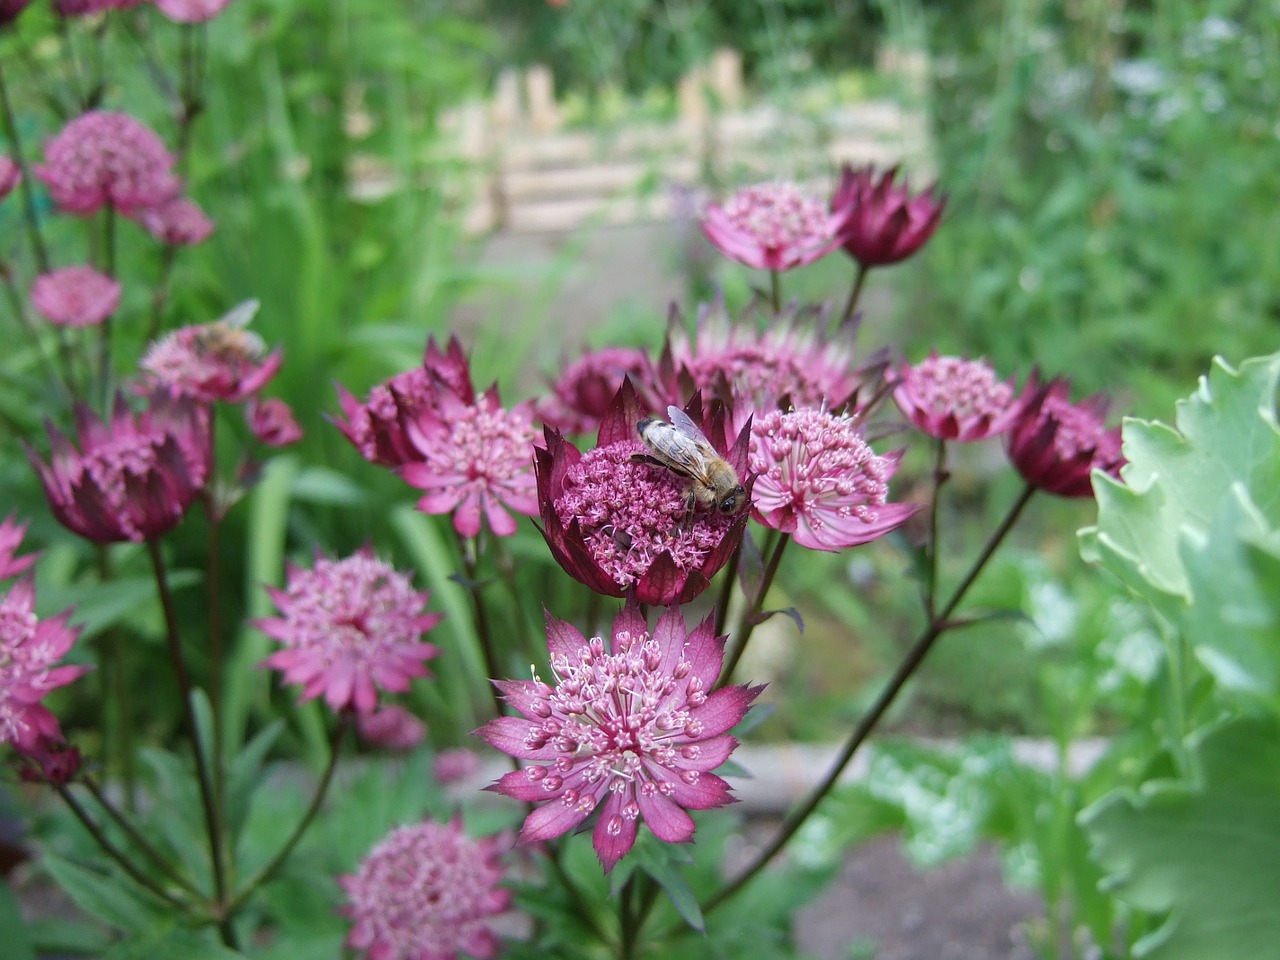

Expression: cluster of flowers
xmin=0 ymin=0 xmax=233 ymax=28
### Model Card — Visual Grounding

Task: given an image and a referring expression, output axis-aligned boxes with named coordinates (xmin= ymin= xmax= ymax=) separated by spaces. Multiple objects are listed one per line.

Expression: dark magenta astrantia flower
xmin=749 ymin=406 xmax=917 ymax=551
xmin=333 ymin=335 xmax=472 ymax=468
xmin=257 ymin=548 xmax=442 ymax=715
xmin=535 ymin=381 xmax=751 ymax=606
xmin=246 ymin=397 xmax=303 ymax=447
xmin=477 ymin=602 xmax=762 ymax=872
xmin=534 ymin=345 xmax=651 ymax=436
xmin=27 ymin=392 xmax=211 ymax=543
xmin=135 ymin=196 xmax=215 ymax=246
xmin=892 ymin=353 xmax=1027 ymax=442
xmin=1006 ymin=376 xmax=1124 ymax=498
xmin=832 ymin=163 xmax=946 ymax=268
xmin=340 ymin=816 xmax=510 ymax=960
xmin=701 ymin=180 xmax=848 ymax=272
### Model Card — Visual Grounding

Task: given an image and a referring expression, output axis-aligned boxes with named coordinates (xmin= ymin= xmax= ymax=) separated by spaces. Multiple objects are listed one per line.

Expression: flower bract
xmin=831 ymin=163 xmax=946 ymax=268
xmin=1006 ymin=376 xmax=1124 ymax=498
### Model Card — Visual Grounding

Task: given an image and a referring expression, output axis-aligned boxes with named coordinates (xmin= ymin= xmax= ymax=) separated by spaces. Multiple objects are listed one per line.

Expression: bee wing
xmin=667 ymin=406 xmax=714 ymax=447
xmin=217 ymin=299 xmax=261 ymax=330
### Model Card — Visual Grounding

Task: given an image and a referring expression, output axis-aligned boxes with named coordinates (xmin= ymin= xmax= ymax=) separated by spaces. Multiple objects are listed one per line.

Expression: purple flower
xmin=247 ymin=397 xmax=303 ymax=447
xmin=139 ymin=305 xmax=282 ymax=403
xmin=30 ymin=266 xmax=121 ymax=328
xmin=701 ymin=180 xmax=847 ymax=272
xmin=433 ymin=747 xmax=479 ymax=785
xmin=831 ymin=163 xmax=946 ymax=268
xmin=892 ymin=353 xmax=1027 ymax=442
xmin=340 ymin=816 xmax=511 ymax=960
xmin=749 ymin=406 xmax=917 ymax=551
xmin=257 ymin=548 xmax=442 ymax=715
xmin=135 ymin=196 xmax=215 ymax=246
xmin=36 ymin=111 xmax=180 ymax=216
xmin=27 ymin=392 xmax=211 ymax=543
xmin=0 ymin=515 xmax=39 ymax=580
xmin=536 ymin=382 xmax=750 ymax=606
xmin=534 ymin=345 xmax=651 ymax=436
xmin=355 ymin=704 xmax=427 ymax=752
xmin=1006 ymin=376 xmax=1124 ymax=498
xmin=152 ymin=0 xmax=234 ymax=22
xmin=477 ymin=602 xmax=761 ymax=871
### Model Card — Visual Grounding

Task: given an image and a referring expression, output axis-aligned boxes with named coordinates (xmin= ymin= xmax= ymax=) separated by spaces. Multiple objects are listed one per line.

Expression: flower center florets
xmin=721 ymin=182 xmax=830 ymax=249
xmin=750 ymin=408 xmax=891 ymax=521
xmin=81 ymin=436 xmax=164 ymax=507
xmin=554 ymin=441 xmax=735 ymax=587
xmin=287 ymin=558 xmax=421 ymax=657
xmin=439 ymin=402 xmax=534 ymax=484
xmin=1041 ymin=396 xmax=1108 ymax=458
xmin=908 ymin=356 xmax=1012 ymax=419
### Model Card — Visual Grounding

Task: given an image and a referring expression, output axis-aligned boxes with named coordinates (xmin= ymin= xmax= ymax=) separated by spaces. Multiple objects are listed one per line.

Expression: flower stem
xmin=700 ymin=483 xmax=1037 ymax=913
xmin=228 ymin=715 xmax=349 ymax=912
xmin=924 ymin=437 xmax=949 ymax=619
xmin=712 ymin=538 xmax=744 ymax=637
xmin=458 ymin=533 xmax=507 ymax=721
xmin=204 ymin=474 xmax=227 ymax=835
xmin=81 ymin=776 xmax=201 ymax=897
xmin=146 ymin=539 xmax=230 ymax=938
xmin=52 ymin=782 xmax=187 ymax=910
xmin=715 ymin=532 xmax=789 ymax=688
xmin=0 ymin=62 xmax=51 ymax=273
xmin=837 ymin=262 xmax=869 ymax=329
xmin=769 ymin=269 xmax=781 ymax=313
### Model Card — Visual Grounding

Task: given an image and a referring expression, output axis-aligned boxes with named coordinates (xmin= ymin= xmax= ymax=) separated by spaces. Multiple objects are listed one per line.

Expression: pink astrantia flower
xmin=534 ymin=345 xmax=650 ymax=436
xmin=0 ymin=155 xmax=19 ymax=199
xmin=831 ymin=163 xmax=946 ymax=268
xmin=334 ymin=336 xmax=472 ymax=468
xmin=134 ymin=195 xmax=215 ymax=246
xmin=434 ymin=747 xmax=480 ymax=785
xmin=27 ymin=392 xmax=211 ymax=544
xmin=257 ymin=548 xmax=442 ymax=715
xmin=397 ymin=372 xmax=538 ymax=539
xmin=701 ymin=180 xmax=847 ymax=271
xmin=1006 ymin=376 xmax=1124 ymax=498
xmin=31 ymin=266 xmax=121 ymax=328
xmin=341 ymin=817 xmax=510 ymax=960
xmin=1 ymin=577 xmax=87 ymax=759
xmin=152 ymin=0 xmax=234 ymax=22
xmin=536 ymin=383 xmax=751 ymax=606
xmin=0 ymin=515 xmax=39 ymax=580
xmin=647 ymin=300 xmax=873 ymax=437
xmin=892 ymin=353 xmax=1026 ymax=442
xmin=247 ymin=397 xmax=302 ymax=447
xmin=478 ymin=602 xmax=761 ymax=872
xmin=749 ymin=406 xmax=917 ymax=551
xmin=139 ymin=304 xmax=282 ymax=403
xmin=356 ymin=704 xmax=427 ymax=752
xmin=36 ymin=111 xmax=179 ymax=216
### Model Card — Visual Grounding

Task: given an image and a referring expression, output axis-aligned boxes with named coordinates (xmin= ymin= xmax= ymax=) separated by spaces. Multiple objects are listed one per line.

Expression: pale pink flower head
xmin=0 ymin=155 xmax=19 ymax=199
xmin=247 ymin=397 xmax=302 ymax=447
xmin=398 ymin=386 xmax=538 ymax=539
xmin=648 ymin=300 xmax=872 ymax=437
xmin=135 ymin=195 xmax=215 ymax=246
xmin=433 ymin=747 xmax=479 ymax=785
xmin=534 ymin=345 xmax=650 ymax=436
xmin=892 ymin=353 xmax=1027 ymax=442
xmin=356 ymin=704 xmax=426 ymax=752
xmin=1 ymin=577 xmax=88 ymax=760
xmin=0 ymin=515 xmax=39 ymax=581
xmin=832 ymin=163 xmax=946 ymax=268
xmin=152 ymin=0 xmax=234 ymax=23
xmin=749 ymin=406 xmax=918 ymax=551
xmin=478 ymin=602 xmax=761 ymax=872
xmin=701 ymin=180 xmax=847 ymax=271
xmin=1006 ymin=376 xmax=1124 ymax=499
xmin=36 ymin=111 xmax=180 ymax=216
xmin=340 ymin=816 xmax=510 ymax=960
xmin=257 ymin=548 xmax=442 ymax=715
xmin=536 ymin=383 xmax=751 ymax=606
xmin=334 ymin=336 xmax=471 ymax=468
xmin=27 ymin=391 xmax=211 ymax=544
xmin=31 ymin=266 xmax=121 ymax=328
xmin=139 ymin=302 xmax=282 ymax=403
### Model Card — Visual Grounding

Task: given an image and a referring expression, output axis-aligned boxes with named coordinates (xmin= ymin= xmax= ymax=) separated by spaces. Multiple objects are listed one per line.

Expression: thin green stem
xmin=0 ymin=63 xmax=51 ymax=273
xmin=545 ymin=846 xmax=614 ymax=947
xmin=618 ymin=872 xmax=638 ymax=960
xmin=837 ymin=262 xmax=870 ymax=329
xmin=700 ymin=483 xmax=1038 ymax=914
xmin=769 ymin=269 xmax=781 ymax=314
xmin=715 ymin=533 xmax=789 ymax=689
xmin=93 ymin=545 xmax=136 ymax=808
xmin=712 ymin=538 xmax=744 ymax=637
xmin=52 ymin=783 xmax=187 ymax=910
xmin=146 ymin=540 xmax=231 ymax=941
xmin=925 ymin=437 xmax=948 ymax=619
xmin=227 ymin=716 xmax=349 ymax=912
xmin=97 ymin=205 xmax=117 ymax=404
xmin=204 ymin=496 xmax=226 ymax=833
xmin=0 ymin=265 xmax=74 ymax=406
xmin=458 ymin=533 xmax=507 ymax=721
xmin=145 ymin=244 xmax=179 ymax=343
xmin=80 ymin=776 xmax=201 ymax=897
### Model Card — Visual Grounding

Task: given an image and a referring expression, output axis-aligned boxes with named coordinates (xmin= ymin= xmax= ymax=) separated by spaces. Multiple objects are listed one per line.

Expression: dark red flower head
xmin=832 ymin=163 xmax=946 ymax=268
xmin=27 ymin=391 xmax=211 ymax=543
xmin=534 ymin=345 xmax=650 ymax=436
xmin=892 ymin=353 xmax=1027 ymax=442
xmin=1006 ymin=375 xmax=1124 ymax=498
xmin=535 ymin=380 xmax=752 ymax=606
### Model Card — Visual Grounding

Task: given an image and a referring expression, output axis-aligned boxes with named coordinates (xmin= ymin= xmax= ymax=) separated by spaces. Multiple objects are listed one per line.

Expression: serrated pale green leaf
xmin=0 ymin=881 xmax=35 ymax=960
xmin=101 ymin=928 xmax=244 ymax=960
xmin=41 ymin=854 xmax=164 ymax=934
xmin=1081 ymin=716 xmax=1280 ymax=960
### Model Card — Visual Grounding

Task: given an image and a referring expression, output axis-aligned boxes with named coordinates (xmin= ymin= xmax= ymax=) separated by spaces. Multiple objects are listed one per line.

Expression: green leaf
xmin=0 ymin=880 xmax=35 ymax=960
xmin=41 ymin=854 xmax=163 ymax=935
xmin=101 ymin=928 xmax=245 ymax=960
xmin=27 ymin=917 xmax=110 ymax=955
xmin=1081 ymin=715 xmax=1280 ymax=960
xmin=636 ymin=843 xmax=704 ymax=934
